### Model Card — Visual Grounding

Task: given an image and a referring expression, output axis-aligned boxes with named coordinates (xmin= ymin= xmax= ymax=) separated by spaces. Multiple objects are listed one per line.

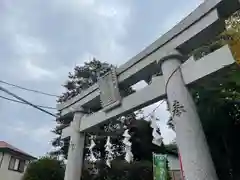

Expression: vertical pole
xmin=64 ymin=108 xmax=85 ymax=180
xmin=161 ymin=56 xmax=218 ymax=180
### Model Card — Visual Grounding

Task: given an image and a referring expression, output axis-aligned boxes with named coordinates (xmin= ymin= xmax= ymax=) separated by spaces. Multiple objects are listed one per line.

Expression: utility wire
xmin=0 ymin=85 xmax=58 ymax=118
xmin=0 ymin=80 xmax=59 ymax=97
xmin=141 ymin=66 xmax=181 ymax=120
xmin=144 ymin=100 xmax=165 ymax=119
xmin=0 ymin=95 xmax=56 ymax=110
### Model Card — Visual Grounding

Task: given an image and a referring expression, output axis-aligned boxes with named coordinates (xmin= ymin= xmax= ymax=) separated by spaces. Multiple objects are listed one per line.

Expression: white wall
xmin=0 ymin=152 xmax=28 ymax=180
xmin=168 ymin=155 xmax=180 ymax=170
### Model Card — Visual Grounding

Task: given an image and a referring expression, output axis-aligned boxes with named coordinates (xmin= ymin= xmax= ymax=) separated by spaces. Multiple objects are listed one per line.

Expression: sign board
xmin=153 ymin=153 xmax=168 ymax=180
xmin=98 ymin=67 xmax=121 ymax=111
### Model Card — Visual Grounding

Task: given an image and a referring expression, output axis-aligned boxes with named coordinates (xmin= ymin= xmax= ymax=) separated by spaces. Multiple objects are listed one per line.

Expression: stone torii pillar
xmin=64 ymin=107 xmax=86 ymax=180
xmin=160 ymin=53 xmax=218 ymax=180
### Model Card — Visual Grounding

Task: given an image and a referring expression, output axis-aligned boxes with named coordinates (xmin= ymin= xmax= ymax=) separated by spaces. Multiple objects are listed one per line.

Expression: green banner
xmin=153 ymin=153 xmax=168 ymax=180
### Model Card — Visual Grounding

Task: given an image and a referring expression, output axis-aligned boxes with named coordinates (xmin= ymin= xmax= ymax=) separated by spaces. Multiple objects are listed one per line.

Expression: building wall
xmin=0 ymin=152 xmax=28 ymax=180
xmin=167 ymin=155 xmax=184 ymax=180
xmin=168 ymin=155 xmax=180 ymax=170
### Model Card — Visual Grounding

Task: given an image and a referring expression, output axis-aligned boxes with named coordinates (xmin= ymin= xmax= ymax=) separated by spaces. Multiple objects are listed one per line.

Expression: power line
xmin=144 ymin=100 xmax=165 ymax=119
xmin=144 ymin=65 xmax=182 ymax=119
xmin=0 ymin=85 xmax=58 ymax=118
xmin=0 ymin=95 xmax=56 ymax=110
xmin=0 ymin=80 xmax=59 ymax=97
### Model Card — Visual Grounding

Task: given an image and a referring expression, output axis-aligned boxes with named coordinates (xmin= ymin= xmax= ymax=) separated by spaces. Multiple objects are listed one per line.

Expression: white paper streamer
xmin=123 ymin=129 xmax=131 ymax=138
xmin=150 ymin=113 xmax=163 ymax=146
xmin=105 ymin=136 xmax=114 ymax=167
xmin=88 ymin=136 xmax=97 ymax=163
xmin=124 ymin=150 xmax=133 ymax=163
xmin=122 ymin=129 xmax=133 ymax=163
xmin=123 ymin=137 xmax=132 ymax=147
xmin=150 ymin=117 xmax=158 ymax=128
xmin=89 ymin=139 xmax=96 ymax=149
xmin=106 ymin=159 xmax=111 ymax=168
xmin=90 ymin=152 xmax=97 ymax=162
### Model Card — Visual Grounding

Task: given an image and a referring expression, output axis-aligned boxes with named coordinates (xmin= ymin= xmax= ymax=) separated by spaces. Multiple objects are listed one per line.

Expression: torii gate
xmin=57 ymin=0 xmax=240 ymax=180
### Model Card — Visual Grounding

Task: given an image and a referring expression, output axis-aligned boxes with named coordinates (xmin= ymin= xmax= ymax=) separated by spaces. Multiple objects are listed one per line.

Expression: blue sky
xmin=0 ymin=0 xmax=203 ymax=157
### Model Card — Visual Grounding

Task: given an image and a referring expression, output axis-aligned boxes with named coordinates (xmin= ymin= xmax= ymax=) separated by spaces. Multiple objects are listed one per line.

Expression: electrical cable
xmin=0 ymin=95 xmax=56 ymax=110
xmin=0 ymin=85 xmax=58 ymax=118
xmin=144 ymin=100 xmax=165 ymax=119
xmin=0 ymin=80 xmax=59 ymax=97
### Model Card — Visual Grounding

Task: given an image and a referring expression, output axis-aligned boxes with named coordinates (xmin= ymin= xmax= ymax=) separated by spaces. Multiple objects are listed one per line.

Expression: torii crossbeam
xmin=57 ymin=0 xmax=240 ymax=180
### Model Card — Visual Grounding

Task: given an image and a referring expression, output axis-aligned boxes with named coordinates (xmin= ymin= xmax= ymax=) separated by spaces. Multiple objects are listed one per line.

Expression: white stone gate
xmin=57 ymin=0 xmax=240 ymax=179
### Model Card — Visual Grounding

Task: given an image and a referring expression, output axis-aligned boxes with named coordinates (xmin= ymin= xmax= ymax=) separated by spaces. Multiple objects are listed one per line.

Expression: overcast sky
xmin=0 ymin=0 xmax=203 ymax=157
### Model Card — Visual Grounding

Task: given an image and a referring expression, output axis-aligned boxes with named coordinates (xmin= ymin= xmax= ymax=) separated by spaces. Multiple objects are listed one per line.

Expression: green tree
xmin=22 ymin=157 xmax=65 ymax=180
xmin=52 ymin=59 xmax=131 ymax=159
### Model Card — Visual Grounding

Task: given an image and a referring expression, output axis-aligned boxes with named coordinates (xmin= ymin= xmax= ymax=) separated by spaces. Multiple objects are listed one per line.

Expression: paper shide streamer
xmin=150 ymin=113 xmax=163 ymax=147
xmin=88 ymin=136 xmax=97 ymax=163
xmin=122 ymin=129 xmax=133 ymax=163
xmin=105 ymin=136 xmax=114 ymax=167
xmin=87 ymin=113 xmax=162 ymax=167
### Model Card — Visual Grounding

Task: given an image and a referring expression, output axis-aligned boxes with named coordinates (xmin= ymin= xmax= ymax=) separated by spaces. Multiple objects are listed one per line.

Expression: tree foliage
xmin=22 ymin=157 xmax=65 ymax=180
xmin=58 ymin=59 xmax=111 ymax=103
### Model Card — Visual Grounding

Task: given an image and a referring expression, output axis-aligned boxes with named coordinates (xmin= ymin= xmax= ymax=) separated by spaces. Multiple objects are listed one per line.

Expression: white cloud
xmin=49 ymin=0 xmax=130 ymax=65
xmin=4 ymin=120 xmax=55 ymax=143
xmin=157 ymin=0 xmax=202 ymax=36
xmin=15 ymin=34 xmax=47 ymax=55
xmin=96 ymin=5 xmax=118 ymax=18
xmin=57 ymin=0 xmax=96 ymax=9
xmin=74 ymin=0 xmax=96 ymax=7
xmin=24 ymin=59 xmax=55 ymax=80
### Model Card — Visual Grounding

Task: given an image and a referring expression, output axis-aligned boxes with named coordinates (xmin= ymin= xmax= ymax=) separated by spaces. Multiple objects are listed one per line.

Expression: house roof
xmin=0 ymin=141 xmax=36 ymax=160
